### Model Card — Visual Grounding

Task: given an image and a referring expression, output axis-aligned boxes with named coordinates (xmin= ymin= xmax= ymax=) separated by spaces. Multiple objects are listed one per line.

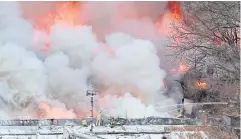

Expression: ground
xmin=0 ymin=125 xmax=234 ymax=139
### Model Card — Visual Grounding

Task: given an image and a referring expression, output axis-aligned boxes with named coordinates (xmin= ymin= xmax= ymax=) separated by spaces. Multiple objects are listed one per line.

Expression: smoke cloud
xmin=0 ymin=1 xmax=179 ymax=119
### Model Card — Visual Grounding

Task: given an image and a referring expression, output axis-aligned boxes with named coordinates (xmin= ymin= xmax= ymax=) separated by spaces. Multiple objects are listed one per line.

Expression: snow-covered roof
xmin=0 ymin=125 xmax=233 ymax=139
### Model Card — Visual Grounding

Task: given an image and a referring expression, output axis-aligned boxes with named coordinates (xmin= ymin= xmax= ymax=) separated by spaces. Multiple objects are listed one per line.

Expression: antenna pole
xmin=86 ymin=85 xmax=97 ymax=132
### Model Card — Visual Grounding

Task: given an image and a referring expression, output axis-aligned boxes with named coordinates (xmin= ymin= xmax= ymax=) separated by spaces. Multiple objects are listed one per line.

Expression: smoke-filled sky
xmin=0 ymin=1 xmax=182 ymax=119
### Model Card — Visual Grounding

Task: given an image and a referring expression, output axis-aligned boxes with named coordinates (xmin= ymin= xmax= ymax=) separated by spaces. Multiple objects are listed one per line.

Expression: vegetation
xmin=169 ymin=1 xmax=240 ymax=117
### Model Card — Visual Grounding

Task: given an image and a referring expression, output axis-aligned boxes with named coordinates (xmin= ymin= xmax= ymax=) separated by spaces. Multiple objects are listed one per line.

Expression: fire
xmin=167 ymin=1 xmax=182 ymax=21
xmin=33 ymin=2 xmax=83 ymax=53
xmin=35 ymin=101 xmax=99 ymax=119
xmin=98 ymin=86 xmax=148 ymax=104
xmin=171 ymin=63 xmax=189 ymax=73
xmin=51 ymin=2 xmax=82 ymax=27
xmin=30 ymin=2 xmax=184 ymax=119
xmin=35 ymin=1 xmax=83 ymax=32
xmin=194 ymin=80 xmax=207 ymax=89
xmin=36 ymin=101 xmax=77 ymax=119
xmin=156 ymin=1 xmax=182 ymax=35
xmin=179 ymin=64 xmax=189 ymax=72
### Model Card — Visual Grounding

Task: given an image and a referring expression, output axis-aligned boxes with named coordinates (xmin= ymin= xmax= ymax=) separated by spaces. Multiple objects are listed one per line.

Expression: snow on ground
xmin=0 ymin=135 xmax=62 ymax=139
xmin=98 ymin=132 xmax=198 ymax=139
xmin=0 ymin=125 xmax=210 ymax=139
xmin=93 ymin=125 xmax=165 ymax=133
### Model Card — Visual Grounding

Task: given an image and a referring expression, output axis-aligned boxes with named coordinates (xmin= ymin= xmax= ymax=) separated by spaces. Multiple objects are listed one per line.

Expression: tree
xmin=168 ymin=1 xmax=240 ymax=116
xmin=169 ymin=1 xmax=240 ymax=82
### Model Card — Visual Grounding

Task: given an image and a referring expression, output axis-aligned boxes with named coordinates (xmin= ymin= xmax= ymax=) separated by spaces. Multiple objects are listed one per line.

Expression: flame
xmin=156 ymin=11 xmax=173 ymax=35
xmin=171 ymin=63 xmax=189 ymax=73
xmin=167 ymin=1 xmax=182 ymax=21
xmin=51 ymin=2 xmax=82 ymax=27
xmin=33 ymin=2 xmax=83 ymax=53
xmin=98 ymin=86 xmax=147 ymax=104
xmin=31 ymin=2 xmax=184 ymax=119
xmin=36 ymin=101 xmax=77 ymax=119
xmin=156 ymin=1 xmax=182 ymax=35
xmin=194 ymin=80 xmax=207 ymax=89
xmin=35 ymin=1 xmax=83 ymax=32
xmin=35 ymin=101 xmax=99 ymax=119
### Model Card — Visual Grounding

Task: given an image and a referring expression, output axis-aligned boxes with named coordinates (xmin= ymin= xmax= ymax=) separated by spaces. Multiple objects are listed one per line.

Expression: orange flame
xmin=51 ymin=2 xmax=82 ymax=27
xmin=35 ymin=2 xmax=83 ymax=32
xmin=31 ymin=2 xmax=184 ymax=118
xmin=156 ymin=1 xmax=182 ymax=35
xmin=167 ymin=1 xmax=182 ymax=21
xmin=171 ymin=63 xmax=189 ymax=73
xmin=33 ymin=2 xmax=83 ymax=53
xmin=36 ymin=101 xmax=77 ymax=119
xmin=194 ymin=80 xmax=207 ymax=89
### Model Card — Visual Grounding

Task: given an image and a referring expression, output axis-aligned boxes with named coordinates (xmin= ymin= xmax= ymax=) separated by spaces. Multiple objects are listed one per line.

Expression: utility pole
xmin=86 ymin=84 xmax=97 ymax=132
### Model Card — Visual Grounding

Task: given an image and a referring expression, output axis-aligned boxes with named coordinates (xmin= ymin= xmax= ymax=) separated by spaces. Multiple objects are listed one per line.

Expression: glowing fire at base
xmin=194 ymin=80 xmax=207 ymax=89
xmin=36 ymin=101 xmax=77 ymax=119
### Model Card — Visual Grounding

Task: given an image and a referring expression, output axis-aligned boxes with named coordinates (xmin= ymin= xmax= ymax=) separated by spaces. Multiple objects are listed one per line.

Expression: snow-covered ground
xmin=98 ymin=132 xmax=208 ymax=139
xmin=0 ymin=125 xmax=211 ymax=139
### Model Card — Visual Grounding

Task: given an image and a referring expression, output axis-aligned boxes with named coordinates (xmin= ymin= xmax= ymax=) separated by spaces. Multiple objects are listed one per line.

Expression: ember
xmin=194 ymin=81 xmax=207 ymax=89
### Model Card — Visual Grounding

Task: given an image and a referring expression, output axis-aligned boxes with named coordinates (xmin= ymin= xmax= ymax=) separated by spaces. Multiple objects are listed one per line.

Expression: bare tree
xmin=169 ymin=1 xmax=240 ymax=82
xmin=168 ymin=2 xmax=240 ymax=116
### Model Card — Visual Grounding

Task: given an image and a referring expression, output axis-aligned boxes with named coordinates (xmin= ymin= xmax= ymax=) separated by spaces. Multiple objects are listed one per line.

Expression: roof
xmin=0 ymin=125 xmax=234 ymax=139
xmin=93 ymin=125 xmax=233 ymax=139
xmin=167 ymin=125 xmax=232 ymax=139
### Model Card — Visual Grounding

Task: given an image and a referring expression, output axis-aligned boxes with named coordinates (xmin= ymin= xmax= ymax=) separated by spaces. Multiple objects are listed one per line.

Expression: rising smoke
xmin=0 ymin=1 xmax=180 ymax=119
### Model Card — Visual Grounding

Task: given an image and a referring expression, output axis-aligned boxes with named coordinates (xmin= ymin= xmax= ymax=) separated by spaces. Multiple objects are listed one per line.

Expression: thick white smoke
xmin=99 ymin=93 xmax=166 ymax=118
xmin=0 ymin=1 xmax=178 ymax=119
xmin=93 ymin=33 xmax=165 ymax=94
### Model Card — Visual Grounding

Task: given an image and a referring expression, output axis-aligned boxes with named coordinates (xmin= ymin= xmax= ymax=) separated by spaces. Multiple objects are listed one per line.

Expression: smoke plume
xmin=0 ymin=1 xmax=179 ymax=119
